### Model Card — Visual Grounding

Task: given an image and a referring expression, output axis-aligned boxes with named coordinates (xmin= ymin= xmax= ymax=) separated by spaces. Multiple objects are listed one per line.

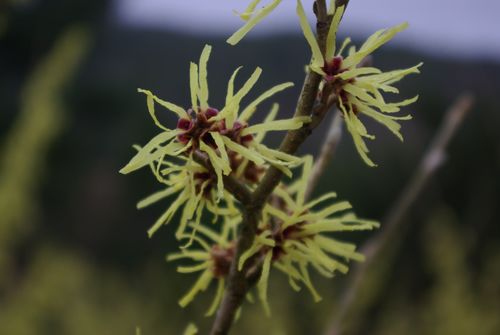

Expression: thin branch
xmin=252 ymin=81 xmax=335 ymax=209
xmin=335 ymin=0 xmax=350 ymax=10
xmin=209 ymin=2 xmax=335 ymax=333
xmin=305 ymin=112 xmax=343 ymax=200
xmin=314 ymin=0 xmax=329 ymax=54
xmin=325 ymin=93 xmax=475 ymax=335
xmin=210 ymin=208 xmax=259 ymax=335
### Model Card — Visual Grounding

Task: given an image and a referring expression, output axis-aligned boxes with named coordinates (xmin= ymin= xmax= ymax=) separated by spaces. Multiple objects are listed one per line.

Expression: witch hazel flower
xmin=120 ymin=45 xmax=310 ymax=234
xmin=126 ymin=103 xmax=293 ymax=240
xmin=238 ymin=156 xmax=379 ymax=313
xmin=167 ymin=218 xmax=240 ymax=316
xmin=297 ymin=1 xmax=422 ymax=166
xmin=120 ymin=45 xmax=308 ymax=193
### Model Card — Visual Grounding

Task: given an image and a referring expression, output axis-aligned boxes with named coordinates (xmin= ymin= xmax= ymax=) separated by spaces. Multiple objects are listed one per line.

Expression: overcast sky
xmin=115 ymin=0 xmax=500 ymax=60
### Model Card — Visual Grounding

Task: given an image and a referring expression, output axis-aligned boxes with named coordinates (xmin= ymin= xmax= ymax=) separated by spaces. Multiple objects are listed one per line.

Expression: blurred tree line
xmin=0 ymin=1 xmax=499 ymax=334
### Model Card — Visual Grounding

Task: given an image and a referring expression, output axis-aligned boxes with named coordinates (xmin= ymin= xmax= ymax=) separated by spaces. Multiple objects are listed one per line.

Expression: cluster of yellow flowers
xmin=120 ymin=45 xmax=307 ymax=238
xmin=121 ymin=0 xmax=419 ymax=318
xmin=231 ymin=0 xmax=422 ymax=166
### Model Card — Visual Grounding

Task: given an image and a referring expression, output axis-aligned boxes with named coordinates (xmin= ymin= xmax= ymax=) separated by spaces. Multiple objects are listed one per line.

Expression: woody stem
xmin=209 ymin=1 xmax=339 ymax=334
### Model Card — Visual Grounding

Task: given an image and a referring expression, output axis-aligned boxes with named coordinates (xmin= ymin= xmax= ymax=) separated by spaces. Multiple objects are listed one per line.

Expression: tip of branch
xmin=335 ymin=0 xmax=350 ymax=7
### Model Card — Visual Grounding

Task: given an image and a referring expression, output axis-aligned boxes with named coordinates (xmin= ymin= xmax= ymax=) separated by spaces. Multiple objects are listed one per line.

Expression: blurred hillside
xmin=0 ymin=1 xmax=499 ymax=334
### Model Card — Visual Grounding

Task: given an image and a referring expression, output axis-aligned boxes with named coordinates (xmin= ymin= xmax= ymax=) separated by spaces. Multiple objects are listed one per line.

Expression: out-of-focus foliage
xmin=371 ymin=209 xmax=500 ymax=335
xmin=0 ymin=27 xmax=89 ymax=286
xmin=0 ymin=0 xmax=27 ymax=35
xmin=0 ymin=247 xmax=172 ymax=335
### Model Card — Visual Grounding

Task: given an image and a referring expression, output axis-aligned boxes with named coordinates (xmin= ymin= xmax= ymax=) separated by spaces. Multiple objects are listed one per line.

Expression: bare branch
xmin=335 ymin=0 xmax=350 ymax=9
xmin=209 ymin=2 xmax=341 ymax=333
xmin=325 ymin=93 xmax=475 ymax=335
xmin=210 ymin=208 xmax=259 ymax=335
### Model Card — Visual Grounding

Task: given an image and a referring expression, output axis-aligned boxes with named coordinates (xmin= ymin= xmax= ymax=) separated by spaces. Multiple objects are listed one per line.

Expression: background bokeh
xmin=0 ymin=1 xmax=499 ymax=334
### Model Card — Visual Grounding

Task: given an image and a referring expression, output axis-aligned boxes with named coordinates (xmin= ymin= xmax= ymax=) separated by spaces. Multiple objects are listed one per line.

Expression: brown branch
xmin=305 ymin=112 xmax=343 ymax=200
xmin=251 ymin=82 xmax=333 ymax=209
xmin=325 ymin=93 xmax=475 ymax=335
xmin=209 ymin=1 xmax=337 ymax=334
xmin=210 ymin=207 xmax=259 ymax=335
xmin=335 ymin=0 xmax=350 ymax=10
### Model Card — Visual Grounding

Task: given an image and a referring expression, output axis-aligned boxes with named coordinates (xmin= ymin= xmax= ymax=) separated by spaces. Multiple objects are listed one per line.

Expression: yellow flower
xmin=125 ymin=104 xmax=295 ymax=239
xmin=296 ymin=1 xmax=422 ymax=166
xmin=167 ymin=218 xmax=239 ymax=315
xmin=239 ymin=156 xmax=379 ymax=311
xmin=120 ymin=44 xmax=308 ymax=200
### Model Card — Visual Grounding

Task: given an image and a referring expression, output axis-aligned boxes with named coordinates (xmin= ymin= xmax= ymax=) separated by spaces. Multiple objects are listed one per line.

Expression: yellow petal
xmin=226 ymin=66 xmax=243 ymax=105
xmin=238 ymin=240 xmax=263 ymax=271
xmin=299 ymin=262 xmax=322 ymax=302
xmin=326 ymin=5 xmax=345 ymax=60
xmin=136 ymin=184 xmax=184 ymax=209
xmin=241 ymin=116 xmax=310 ymax=135
xmin=296 ymin=0 xmax=324 ymax=70
xmin=178 ymin=269 xmax=213 ymax=307
xmin=167 ymin=251 xmax=210 ymax=262
xmin=139 ymin=88 xmax=169 ymax=131
xmin=183 ymin=323 xmax=198 ymax=335
xmin=336 ymin=37 xmax=351 ymax=56
xmin=210 ymin=132 xmax=231 ymax=170
xmin=235 ymin=0 xmax=262 ymax=21
xmin=227 ymin=0 xmax=283 ymax=45
xmin=221 ymin=67 xmax=263 ymax=128
xmin=296 ymin=155 xmax=313 ymax=206
xmin=200 ymin=141 xmax=228 ymax=200
xmin=147 ymin=189 xmax=189 ymax=237
xmin=138 ymin=88 xmax=188 ymax=119
xmin=190 ymin=62 xmax=199 ymax=109
xmin=340 ymin=102 xmax=376 ymax=167
xmin=315 ymin=235 xmax=365 ymax=262
xmin=343 ymin=22 xmax=408 ymax=69
xmin=177 ymin=233 xmax=211 ymax=251
xmin=221 ymin=136 xmax=265 ymax=165
xmin=120 ymin=132 xmax=180 ymax=174
xmin=337 ymin=67 xmax=382 ymax=81
xmin=253 ymin=143 xmax=302 ymax=165
xmin=177 ymin=262 xmax=209 ymax=274
xmin=239 ymin=82 xmax=294 ymax=122
xmin=198 ymin=45 xmax=212 ymax=109
xmin=304 ymin=192 xmax=338 ymax=210
xmin=257 ymin=251 xmax=273 ymax=316
xmin=300 ymin=200 xmax=352 ymax=221
xmin=205 ymin=279 xmax=225 ymax=316
xmin=254 ymin=103 xmax=279 ymax=143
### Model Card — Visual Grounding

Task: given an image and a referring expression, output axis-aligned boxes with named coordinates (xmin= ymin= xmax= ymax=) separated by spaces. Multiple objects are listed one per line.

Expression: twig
xmin=325 ymin=93 xmax=475 ymax=335
xmin=252 ymin=79 xmax=334 ymax=208
xmin=209 ymin=207 xmax=260 ymax=335
xmin=305 ymin=112 xmax=343 ymax=200
xmin=209 ymin=1 xmax=336 ymax=334
xmin=335 ymin=0 xmax=350 ymax=10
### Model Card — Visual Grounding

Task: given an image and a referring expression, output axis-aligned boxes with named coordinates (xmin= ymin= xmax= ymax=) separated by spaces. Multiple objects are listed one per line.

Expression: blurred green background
xmin=1 ymin=1 xmax=499 ymax=334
